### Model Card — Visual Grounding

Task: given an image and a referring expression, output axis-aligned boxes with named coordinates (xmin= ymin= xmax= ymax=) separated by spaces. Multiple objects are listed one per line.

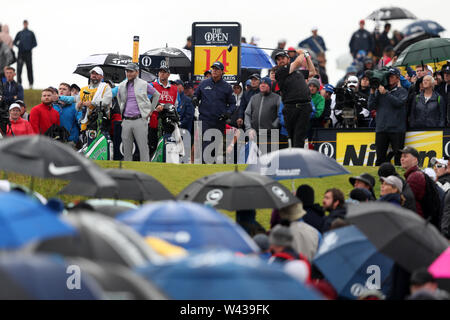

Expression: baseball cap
xmin=287 ymin=46 xmax=296 ymax=52
xmin=159 ymin=66 xmax=170 ymax=73
xmin=174 ymin=79 xmax=184 ymax=86
xmin=204 ymin=69 xmax=212 ymax=76
xmin=311 ymin=26 xmax=318 ymax=31
xmin=89 ymin=66 xmax=104 ymax=76
xmin=441 ymin=64 xmax=450 ymax=74
xmin=323 ymin=84 xmax=335 ymax=93
xmin=275 ymin=51 xmax=289 ymax=60
xmin=211 ymin=61 xmax=224 ymax=71
xmin=14 ymin=99 xmax=25 ymax=106
xmin=249 ymin=73 xmax=261 ymax=80
xmin=388 ymin=67 xmax=400 ymax=77
xmin=399 ymin=146 xmax=420 ymax=160
xmin=260 ymin=77 xmax=272 ymax=85
xmin=347 ymin=75 xmax=359 ymax=86
xmin=359 ymin=19 xmax=365 ymax=25
xmin=183 ymin=81 xmax=194 ymax=89
xmin=9 ymin=103 xmax=21 ymax=111
xmin=124 ymin=63 xmax=139 ymax=71
xmin=381 ymin=175 xmax=403 ymax=192
xmin=245 ymin=79 xmax=251 ymax=86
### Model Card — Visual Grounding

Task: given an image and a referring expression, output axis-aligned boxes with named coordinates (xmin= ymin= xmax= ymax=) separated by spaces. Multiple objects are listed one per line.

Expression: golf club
xmin=227 ymin=43 xmax=295 ymax=53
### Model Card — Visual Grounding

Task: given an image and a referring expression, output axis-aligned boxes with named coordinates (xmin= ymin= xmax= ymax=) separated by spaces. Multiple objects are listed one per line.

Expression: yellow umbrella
xmin=144 ymin=237 xmax=187 ymax=258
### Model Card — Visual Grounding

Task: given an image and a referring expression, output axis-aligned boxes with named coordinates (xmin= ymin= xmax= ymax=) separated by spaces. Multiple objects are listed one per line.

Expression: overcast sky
xmin=3 ymin=0 xmax=449 ymax=89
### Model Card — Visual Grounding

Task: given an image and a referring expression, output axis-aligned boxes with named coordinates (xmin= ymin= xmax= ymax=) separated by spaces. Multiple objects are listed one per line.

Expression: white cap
xmin=9 ymin=103 xmax=21 ymax=111
xmin=423 ymin=167 xmax=437 ymax=181
xmin=311 ymin=26 xmax=318 ymax=31
xmin=89 ymin=66 xmax=104 ymax=76
xmin=434 ymin=158 xmax=448 ymax=166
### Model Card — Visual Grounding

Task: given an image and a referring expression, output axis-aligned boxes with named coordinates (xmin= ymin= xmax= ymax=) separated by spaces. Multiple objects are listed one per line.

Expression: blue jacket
xmin=298 ymin=36 xmax=327 ymax=54
xmin=349 ymin=29 xmax=374 ymax=56
xmin=194 ymin=77 xmax=236 ymax=123
xmin=2 ymin=80 xmax=24 ymax=107
xmin=278 ymin=101 xmax=288 ymax=137
xmin=55 ymin=96 xmax=82 ymax=142
xmin=13 ymin=29 xmax=37 ymax=52
xmin=177 ymin=92 xmax=194 ymax=132
xmin=239 ymin=88 xmax=259 ymax=119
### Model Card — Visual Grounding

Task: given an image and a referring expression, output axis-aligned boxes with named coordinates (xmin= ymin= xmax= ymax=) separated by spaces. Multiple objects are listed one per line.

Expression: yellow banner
xmin=194 ymin=46 xmax=238 ymax=76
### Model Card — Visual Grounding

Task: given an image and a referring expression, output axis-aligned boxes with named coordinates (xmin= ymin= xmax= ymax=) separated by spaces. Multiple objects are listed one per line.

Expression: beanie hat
xmin=308 ymin=78 xmax=320 ymax=89
xmin=378 ymin=162 xmax=397 ymax=178
xmin=349 ymin=188 xmax=372 ymax=202
xmin=296 ymin=184 xmax=315 ymax=207
xmin=269 ymin=223 xmax=293 ymax=247
xmin=253 ymin=233 xmax=270 ymax=252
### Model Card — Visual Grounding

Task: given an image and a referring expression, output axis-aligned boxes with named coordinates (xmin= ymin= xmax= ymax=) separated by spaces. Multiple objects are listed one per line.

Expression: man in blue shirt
xmin=13 ymin=20 xmax=37 ymax=88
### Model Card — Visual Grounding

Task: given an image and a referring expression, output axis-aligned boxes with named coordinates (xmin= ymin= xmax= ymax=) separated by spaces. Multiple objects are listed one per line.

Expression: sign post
xmin=133 ymin=36 xmax=139 ymax=63
xmin=192 ymin=22 xmax=241 ymax=83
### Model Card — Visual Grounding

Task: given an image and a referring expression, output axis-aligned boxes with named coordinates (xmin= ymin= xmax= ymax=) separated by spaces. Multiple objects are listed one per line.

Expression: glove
xmin=359 ymin=108 xmax=370 ymax=118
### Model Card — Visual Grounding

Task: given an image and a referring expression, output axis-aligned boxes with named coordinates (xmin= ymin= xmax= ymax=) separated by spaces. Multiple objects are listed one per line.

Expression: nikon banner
xmin=192 ymin=22 xmax=241 ymax=82
xmin=311 ymin=128 xmax=447 ymax=167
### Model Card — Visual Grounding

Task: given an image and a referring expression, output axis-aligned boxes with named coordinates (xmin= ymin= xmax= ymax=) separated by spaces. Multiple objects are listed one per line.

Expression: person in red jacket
xmin=6 ymin=103 xmax=36 ymax=136
xmin=400 ymin=147 xmax=425 ymax=217
xmin=29 ymin=88 xmax=60 ymax=134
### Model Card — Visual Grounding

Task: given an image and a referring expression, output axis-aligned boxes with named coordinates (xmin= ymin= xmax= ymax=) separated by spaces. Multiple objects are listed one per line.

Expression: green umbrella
xmin=394 ymin=38 xmax=450 ymax=68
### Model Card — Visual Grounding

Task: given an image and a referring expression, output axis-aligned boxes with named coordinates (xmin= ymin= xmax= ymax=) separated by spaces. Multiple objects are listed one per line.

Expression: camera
xmin=364 ymin=67 xmax=391 ymax=90
xmin=191 ymin=96 xmax=200 ymax=107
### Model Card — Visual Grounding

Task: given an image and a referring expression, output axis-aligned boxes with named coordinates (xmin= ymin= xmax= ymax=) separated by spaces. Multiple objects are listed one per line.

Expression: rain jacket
xmin=244 ymin=92 xmax=282 ymax=132
xmin=176 ymin=92 xmax=194 ymax=132
xmin=349 ymin=29 xmax=374 ymax=56
xmin=29 ymin=103 xmax=60 ymax=134
xmin=404 ymin=166 xmax=426 ymax=218
xmin=409 ymin=91 xmax=445 ymax=128
xmin=55 ymin=96 xmax=82 ymax=142
xmin=6 ymin=117 xmax=35 ymax=136
xmin=13 ymin=28 xmax=37 ymax=53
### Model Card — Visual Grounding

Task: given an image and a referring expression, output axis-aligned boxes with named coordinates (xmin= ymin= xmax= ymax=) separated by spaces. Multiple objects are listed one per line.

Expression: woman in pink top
xmin=6 ymin=103 xmax=36 ymax=136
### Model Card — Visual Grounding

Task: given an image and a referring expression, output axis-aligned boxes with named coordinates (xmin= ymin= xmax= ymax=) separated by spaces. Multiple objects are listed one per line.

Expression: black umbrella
xmin=366 ymin=7 xmax=417 ymax=21
xmin=74 ymin=53 xmax=132 ymax=83
xmin=394 ymin=31 xmax=440 ymax=56
xmin=59 ymin=168 xmax=175 ymax=202
xmin=0 ymin=135 xmax=116 ymax=189
xmin=25 ymin=211 xmax=164 ymax=268
xmin=346 ymin=202 xmax=449 ymax=273
xmin=177 ymin=169 xmax=299 ymax=211
xmin=67 ymin=258 xmax=168 ymax=300
xmin=140 ymin=47 xmax=191 ymax=75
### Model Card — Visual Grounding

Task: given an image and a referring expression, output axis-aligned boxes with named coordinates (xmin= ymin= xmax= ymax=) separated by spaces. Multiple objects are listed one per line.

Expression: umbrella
xmin=136 ymin=249 xmax=323 ymax=300
xmin=313 ymin=225 xmax=394 ymax=299
xmin=428 ymin=247 xmax=450 ymax=291
xmin=346 ymin=202 xmax=449 ymax=273
xmin=68 ymin=257 xmax=168 ymax=300
xmin=394 ymin=38 xmax=450 ymax=67
xmin=241 ymin=43 xmax=275 ymax=69
xmin=140 ymin=47 xmax=191 ymax=75
xmin=245 ymin=148 xmax=350 ymax=180
xmin=0 ymin=192 xmax=76 ymax=249
xmin=366 ymin=7 xmax=417 ymax=21
xmin=177 ymin=169 xmax=299 ymax=210
xmin=0 ymin=135 xmax=117 ymax=189
xmin=394 ymin=32 xmax=440 ymax=56
xmin=402 ymin=20 xmax=445 ymax=37
xmin=117 ymin=201 xmax=259 ymax=253
xmin=26 ymin=211 xmax=164 ymax=268
xmin=82 ymin=199 xmax=139 ymax=218
xmin=144 ymin=237 xmax=187 ymax=259
xmin=0 ymin=254 xmax=103 ymax=299
xmin=59 ymin=168 xmax=174 ymax=202
xmin=74 ymin=53 xmax=132 ymax=83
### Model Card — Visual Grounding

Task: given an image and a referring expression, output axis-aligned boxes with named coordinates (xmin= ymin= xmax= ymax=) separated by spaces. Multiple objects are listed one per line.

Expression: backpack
xmin=420 ymin=171 xmax=442 ymax=230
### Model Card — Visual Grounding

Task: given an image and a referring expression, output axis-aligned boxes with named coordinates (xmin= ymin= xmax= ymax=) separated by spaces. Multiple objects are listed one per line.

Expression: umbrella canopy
xmin=394 ymin=37 xmax=450 ymax=67
xmin=117 ymin=201 xmax=259 ymax=253
xmin=402 ymin=20 xmax=445 ymax=37
xmin=68 ymin=258 xmax=168 ymax=300
xmin=0 ymin=254 xmax=103 ymax=299
xmin=59 ymin=168 xmax=174 ymax=202
xmin=0 ymin=135 xmax=117 ymax=188
xmin=245 ymin=148 xmax=350 ymax=180
xmin=136 ymin=250 xmax=323 ymax=300
xmin=313 ymin=225 xmax=394 ymax=299
xmin=74 ymin=53 xmax=132 ymax=83
xmin=141 ymin=47 xmax=191 ymax=75
xmin=394 ymin=32 xmax=440 ymax=56
xmin=177 ymin=170 xmax=299 ymax=210
xmin=82 ymin=199 xmax=138 ymax=218
xmin=26 ymin=211 xmax=164 ymax=268
xmin=428 ymin=247 xmax=450 ymax=291
xmin=241 ymin=43 xmax=275 ymax=69
xmin=0 ymin=192 xmax=75 ymax=249
xmin=366 ymin=7 xmax=417 ymax=21
xmin=346 ymin=202 xmax=449 ymax=273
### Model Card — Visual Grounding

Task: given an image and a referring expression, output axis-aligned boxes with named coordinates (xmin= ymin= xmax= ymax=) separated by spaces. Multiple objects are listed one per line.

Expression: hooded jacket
xmin=409 ymin=91 xmax=445 ymax=128
xmin=244 ymin=91 xmax=281 ymax=132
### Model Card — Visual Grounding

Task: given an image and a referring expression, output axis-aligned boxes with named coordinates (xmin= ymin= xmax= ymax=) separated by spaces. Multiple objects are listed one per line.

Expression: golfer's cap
xmin=14 ymin=99 xmax=25 ymax=106
xmin=380 ymin=175 xmax=403 ymax=192
xmin=125 ymin=63 xmax=139 ymax=71
xmin=9 ymin=103 xmax=21 ymax=111
xmin=159 ymin=66 xmax=170 ymax=73
xmin=211 ymin=61 xmax=224 ymax=71
xmin=311 ymin=26 xmax=318 ymax=31
xmin=249 ymin=73 xmax=261 ymax=80
xmin=275 ymin=51 xmax=289 ymax=60
xmin=399 ymin=146 xmax=420 ymax=160
xmin=89 ymin=66 xmax=104 ymax=76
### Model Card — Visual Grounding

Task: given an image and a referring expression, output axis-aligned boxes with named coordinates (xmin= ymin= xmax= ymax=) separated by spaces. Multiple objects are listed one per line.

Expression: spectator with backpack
xmin=400 ymin=147 xmax=442 ymax=229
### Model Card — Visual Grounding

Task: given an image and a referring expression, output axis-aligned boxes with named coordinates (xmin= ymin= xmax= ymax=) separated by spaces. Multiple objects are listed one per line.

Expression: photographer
xmin=368 ymin=67 xmax=408 ymax=166
xmin=334 ymin=76 xmax=369 ymax=128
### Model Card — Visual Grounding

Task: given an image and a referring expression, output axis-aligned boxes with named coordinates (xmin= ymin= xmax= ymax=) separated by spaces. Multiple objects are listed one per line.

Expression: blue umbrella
xmin=136 ymin=250 xmax=323 ymax=300
xmin=245 ymin=148 xmax=350 ymax=180
xmin=403 ymin=20 xmax=445 ymax=36
xmin=117 ymin=201 xmax=259 ymax=253
xmin=0 ymin=192 xmax=76 ymax=249
xmin=313 ymin=225 xmax=394 ymax=299
xmin=241 ymin=43 xmax=275 ymax=69
xmin=0 ymin=254 xmax=103 ymax=299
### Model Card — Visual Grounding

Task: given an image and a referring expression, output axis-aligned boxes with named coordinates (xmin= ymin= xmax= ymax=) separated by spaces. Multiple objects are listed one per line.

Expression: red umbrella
xmin=428 ymin=247 xmax=450 ymax=291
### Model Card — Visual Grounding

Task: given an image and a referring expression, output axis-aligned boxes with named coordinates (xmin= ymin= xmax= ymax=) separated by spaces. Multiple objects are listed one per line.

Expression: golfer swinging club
xmin=274 ymin=49 xmax=316 ymax=148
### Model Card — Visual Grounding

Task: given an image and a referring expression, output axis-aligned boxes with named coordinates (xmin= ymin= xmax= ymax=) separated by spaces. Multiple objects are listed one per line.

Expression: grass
xmin=3 ymin=161 xmax=396 ymax=230
xmin=23 ymin=89 xmax=43 ymax=110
